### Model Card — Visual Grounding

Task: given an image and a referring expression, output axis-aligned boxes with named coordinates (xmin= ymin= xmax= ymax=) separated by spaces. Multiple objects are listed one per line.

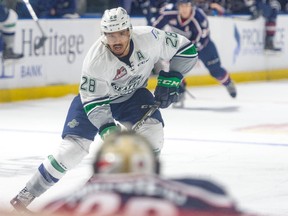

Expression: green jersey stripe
xmin=48 ymin=155 xmax=66 ymax=173
xmin=4 ymin=23 xmax=16 ymax=28
xmin=176 ymin=44 xmax=198 ymax=57
xmin=84 ymin=100 xmax=110 ymax=115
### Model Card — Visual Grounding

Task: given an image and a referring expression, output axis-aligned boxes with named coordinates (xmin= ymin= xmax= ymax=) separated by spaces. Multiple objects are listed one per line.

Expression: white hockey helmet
xmin=93 ymin=131 xmax=160 ymax=174
xmin=100 ymin=7 xmax=132 ymax=33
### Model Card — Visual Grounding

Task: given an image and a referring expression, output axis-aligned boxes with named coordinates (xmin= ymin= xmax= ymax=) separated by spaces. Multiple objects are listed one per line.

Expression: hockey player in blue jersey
xmin=10 ymin=7 xmax=198 ymax=213
xmin=243 ymin=0 xmax=281 ymax=51
xmin=153 ymin=0 xmax=237 ymax=101
xmin=196 ymin=0 xmax=281 ymax=51
xmin=0 ymin=4 xmax=23 ymax=60
xmin=41 ymin=131 xmax=252 ymax=216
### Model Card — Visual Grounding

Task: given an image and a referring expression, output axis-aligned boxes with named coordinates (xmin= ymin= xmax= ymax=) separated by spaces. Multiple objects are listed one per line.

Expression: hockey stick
xmin=186 ymin=89 xmax=196 ymax=99
xmin=132 ymin=101 xmax=161 ymax=131
xmin=22 ymin=0 xmax=47 ymax=49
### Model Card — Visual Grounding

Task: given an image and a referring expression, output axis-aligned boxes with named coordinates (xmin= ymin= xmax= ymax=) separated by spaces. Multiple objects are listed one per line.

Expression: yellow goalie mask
xmin=93 ymin=131 xmax=160 ymax=174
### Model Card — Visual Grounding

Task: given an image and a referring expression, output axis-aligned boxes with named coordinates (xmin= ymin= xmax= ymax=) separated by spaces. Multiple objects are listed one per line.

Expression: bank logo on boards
xmin=20 ymin=28 xmax=85 ymax=64
xmin=233 ymin=23 xmax=285 ymax=61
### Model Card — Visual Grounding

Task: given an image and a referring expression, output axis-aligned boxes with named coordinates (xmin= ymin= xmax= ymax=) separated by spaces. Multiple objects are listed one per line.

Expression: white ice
xmin=1 ymin=80 xmax=288 ymax=216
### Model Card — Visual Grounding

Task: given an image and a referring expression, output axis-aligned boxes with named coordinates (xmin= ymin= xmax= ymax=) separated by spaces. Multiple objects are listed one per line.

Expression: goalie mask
xmin=100 ymin=7 xmax=132 ymax=33
xmin=94 ymin=131 xmax=160 ymax=174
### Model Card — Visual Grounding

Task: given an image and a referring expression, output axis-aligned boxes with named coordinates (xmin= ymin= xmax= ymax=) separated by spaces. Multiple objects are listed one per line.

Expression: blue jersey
xmin=153 ymin=6 xmax=210 ymax=51
xmin=152 ymin=4 xmax=230 ymax=83
xmin=42 ymin=174 xmax=246 ymax=216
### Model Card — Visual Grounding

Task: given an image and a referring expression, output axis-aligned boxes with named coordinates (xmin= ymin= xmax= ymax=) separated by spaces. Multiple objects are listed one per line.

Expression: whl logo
xmin=113 ymin=66 xmax=127 ymax=80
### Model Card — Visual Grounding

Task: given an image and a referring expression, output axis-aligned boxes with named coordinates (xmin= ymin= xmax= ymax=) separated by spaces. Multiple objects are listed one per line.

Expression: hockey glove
xmin=154 ymin=70 xmax=183 ymax=108
xmin=99 ymin=122 xmax=119 ymax=140
xmin=249 ymin=5 xmax=261 ymax=20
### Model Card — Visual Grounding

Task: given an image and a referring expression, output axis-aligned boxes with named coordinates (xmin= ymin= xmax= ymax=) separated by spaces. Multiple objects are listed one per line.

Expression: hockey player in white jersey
xmin=0 ymin=4 xmax=24 ymax=60
xmin=10 ymin=7 xmax=198 ymax=213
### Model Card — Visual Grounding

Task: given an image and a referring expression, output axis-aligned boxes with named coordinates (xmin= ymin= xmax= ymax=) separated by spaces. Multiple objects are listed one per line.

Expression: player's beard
xmin=110 ymin=41 xmax=130 ymax=57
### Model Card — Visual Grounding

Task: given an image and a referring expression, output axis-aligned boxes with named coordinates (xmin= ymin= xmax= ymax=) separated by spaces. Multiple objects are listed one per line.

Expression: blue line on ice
xmin=166 ymin=137 xmax=288 ymax=147
xmin=1 ymin=128 xmax=287 ymax=147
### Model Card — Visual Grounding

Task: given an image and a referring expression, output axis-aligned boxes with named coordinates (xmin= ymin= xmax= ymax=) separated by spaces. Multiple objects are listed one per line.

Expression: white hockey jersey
xmin=80 ymin=26 xmax=197 ymax=129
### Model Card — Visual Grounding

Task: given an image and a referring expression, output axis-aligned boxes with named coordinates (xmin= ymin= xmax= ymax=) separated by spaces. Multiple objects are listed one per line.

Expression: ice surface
xmin=1 ymin=80 xmax=288 ymax=215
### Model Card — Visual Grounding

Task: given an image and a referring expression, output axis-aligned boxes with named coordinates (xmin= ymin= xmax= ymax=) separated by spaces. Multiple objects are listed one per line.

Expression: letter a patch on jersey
xmin=113 ymin=66 xmax=127 ymax=80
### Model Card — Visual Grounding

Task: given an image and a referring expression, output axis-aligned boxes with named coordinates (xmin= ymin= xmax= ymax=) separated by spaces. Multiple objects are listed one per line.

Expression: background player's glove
xmin=154 ymin=70 xmax=183 ymax=108
xmin=248 ymin=5 xmax=261 ymax=20
xmin=99 ymin=123 xmax=119 ymax=140
xmin=244 ymin=0 xmax=260 ymax=20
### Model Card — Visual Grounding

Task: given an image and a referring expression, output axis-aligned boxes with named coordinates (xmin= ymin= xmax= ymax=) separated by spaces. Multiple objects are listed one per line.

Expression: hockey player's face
xmin=105 ymin=29 xmax=131 ymax=57
xmin=178 ymin=3 xmax=193 ymax=19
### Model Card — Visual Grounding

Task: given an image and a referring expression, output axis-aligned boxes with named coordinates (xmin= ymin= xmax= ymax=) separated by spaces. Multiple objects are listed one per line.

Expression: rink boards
xmin=1 ymin=15 xmax=288 ymax=102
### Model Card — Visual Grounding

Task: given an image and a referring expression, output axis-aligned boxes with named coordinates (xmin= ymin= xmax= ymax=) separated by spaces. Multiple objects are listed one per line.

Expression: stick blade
xmin=34 ymin=36 xmax=47 ymax=49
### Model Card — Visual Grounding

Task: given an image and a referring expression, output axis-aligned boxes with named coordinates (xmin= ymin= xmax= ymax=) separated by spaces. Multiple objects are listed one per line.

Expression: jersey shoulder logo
xmin=113 ymin=66 xmax=127 ymax=80
xmin=151 ymin=28 xmax=160 ymax=40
